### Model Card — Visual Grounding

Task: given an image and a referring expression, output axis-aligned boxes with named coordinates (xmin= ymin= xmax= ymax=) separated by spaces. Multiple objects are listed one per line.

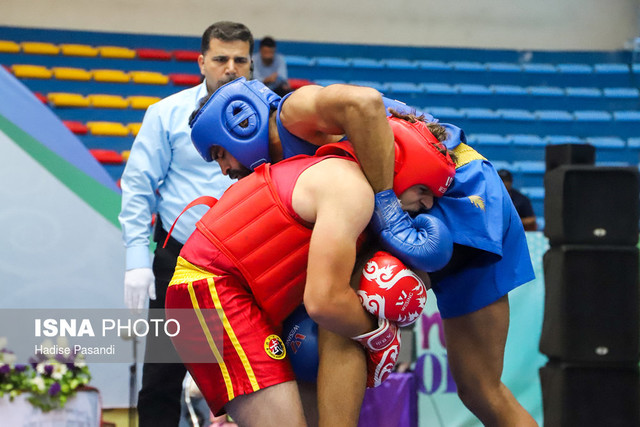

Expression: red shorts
xmin=166 ymin=257 xmax=295 ymax=415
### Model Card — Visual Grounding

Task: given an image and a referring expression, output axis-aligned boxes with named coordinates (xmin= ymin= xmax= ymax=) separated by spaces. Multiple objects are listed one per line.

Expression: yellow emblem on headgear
xmin=468 ymin=195 xmax=485 ymax=210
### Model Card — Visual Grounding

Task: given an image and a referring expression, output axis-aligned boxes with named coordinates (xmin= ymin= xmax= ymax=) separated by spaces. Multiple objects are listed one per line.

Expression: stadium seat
xmin=0 ymin=40 xmax=20 ymax=53
xmin=59 ymin=44 xmax=99 ymax=57
xmin=20 ymin=41 xmax=60 ymax=55
xmin=172 ymin=50 xmax=200 ymax=62
xmin=47 ymin=92 xmax=90 ymax=107
xmin=285 ymin=55 xmax=315 ymax=66
xmin=86 ymin=121 xmax=130 ymax=136
xmin=52 ymin=67 xmax=92 ymax=81
xmin=528 ymin=86 xmax=564 ymax=97
xmin=351 ymin=58 xmax=383 ymax=69
xmin=485 ymin=62 xmax=521 ymax=72
xmin=382 ymin=59 xmax=419 ymax=69
xmin=455 ymin=84 xmax=492 ymax=95
xmin=169 ymin=73 xmax=201 ymax=86
xmin=87 ymin=94 xmax=129 ymax=109
xmin=521 ymin=63 xmax=556 ymax=73
xmin=556 ymin=63 xmax=593 ymax=74
xmin=92 ymin=69 xmax=131 ymax=83
xmin=127 ymin=123 xmax=142 ymax=136
xmin=129 ymin=71 xmax=169 ymax=85
xmin=449 ymin=61 xmax=486 ymax=71
xmin=603 ymin=87 xmax=640 ymax=99
xmin=544 ymin=135 xmax=584 ymax=145
xmin=613 ymin=110 xmax=640 ymax=121
xmin=498 ymin=109 xmax=536 ymax=121
xmin=513 ymin=160 xmax=546 ymax=186
xmin=534 ymin=110 xmax=573 ymax=121
xmin=127 ymin=96 xmax=161 ymax=109
xmin=121 ymin=150 xmax=131 ymax=161
xmin=11 ymin=64 xmax=52 ymax=79
xmin=491 ymin=85 xmax=527 ymax=95
xmin=462 ymin=108 xmax=500 ymax=119
xmin=63 ymin=120 xmax=89 ymax=135
xmin=422 ymin=83 xmax=457 ymax=94
xmin=426 ymin=106 xmax=465 ymax=120
xmin=98 ymin=46 xmax=136 ymax=59
xmin=385 ymin=82 xmax=423 ymax=95
xmin=315 ymin=56 xmax=350 ymax=67
xmin=89 ymin=149 xmax=124 ymax=164
xmin=510 ymin=134 xmax=547 ymax=160
xmin=573 ymin=110 xmax=612 ymax=122
xmin=416 ymin=60 xmax=452 ymax=71
xmin=136 ymin=48 xmax=172 ymax=60
xmin=612 ymin=110 xmax=640 ymax=138
xmin=521 ymin=186 xmax=545 ymax=200
xmin=586 ymin=136 xmax=626 ymax=149
xmin=565 ymin=87 xmax=601 ymax=98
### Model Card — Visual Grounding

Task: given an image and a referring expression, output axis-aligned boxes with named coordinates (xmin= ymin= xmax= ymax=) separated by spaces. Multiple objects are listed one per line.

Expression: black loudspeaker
xmin=544 ymin=166 xmax=639 ymax=246
xmin=540 ymin=245 xmax=640 ymax=363
xmin=545 ymin=143 xmax=595 ymax=172
xmin=540 ymin=361 xmax=640 ymax=427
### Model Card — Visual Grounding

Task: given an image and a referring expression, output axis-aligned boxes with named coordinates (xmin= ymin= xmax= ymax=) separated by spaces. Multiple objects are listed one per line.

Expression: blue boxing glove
xmin=282 ymin=305 xmax=318 ymax=383
xmin=370 ymin=189 xmax=453 ymax=272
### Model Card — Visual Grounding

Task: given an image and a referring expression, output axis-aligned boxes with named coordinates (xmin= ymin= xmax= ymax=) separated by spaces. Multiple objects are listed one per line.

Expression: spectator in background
xmin=252 ymin=36 xmax=291 ymax=96
xmin=118 ymin=21 xmax=253 ymax=427
xmin=498 ymin=169 xmax=538 ymax=231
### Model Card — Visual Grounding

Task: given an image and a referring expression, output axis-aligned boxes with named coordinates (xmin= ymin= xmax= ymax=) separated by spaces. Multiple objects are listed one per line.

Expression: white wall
xmin=1 ymin=0 xmax=639 ymax=51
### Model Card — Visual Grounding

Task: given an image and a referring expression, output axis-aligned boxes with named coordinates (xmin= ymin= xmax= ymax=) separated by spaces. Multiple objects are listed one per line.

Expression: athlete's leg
xmin=317 ymin=327 xmax=367 ymax=427
xmin=442 ymin=295 xmax=537 ymax=427
xmin=225 ymin=381 xmax=306 ymax=427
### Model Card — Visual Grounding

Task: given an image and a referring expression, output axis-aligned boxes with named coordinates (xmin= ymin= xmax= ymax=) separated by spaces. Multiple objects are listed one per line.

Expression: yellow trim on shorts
xmin=206 ymin=279 xmax=261 ymax=392
xmin=170 ymin=256 xmax=216 ymax=286
xmin=187 ymin=282 xmax=235 ymax=403
xmin=452 ymin=143 xmax=486 ymax=169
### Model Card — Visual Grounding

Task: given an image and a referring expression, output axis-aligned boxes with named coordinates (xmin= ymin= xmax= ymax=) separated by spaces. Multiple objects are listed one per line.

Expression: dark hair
xmin=259 ymin=36 xmax=276 ymax=49
xmin=201 ymin=21 xmax=254 ymax=55
xmin=498 ymin=169 xmax=513 ymax=182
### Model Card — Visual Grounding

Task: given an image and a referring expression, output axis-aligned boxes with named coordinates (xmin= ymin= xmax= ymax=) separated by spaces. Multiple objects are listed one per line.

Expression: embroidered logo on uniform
xmin=264 ymin=334 xmax=286 ymax=360
xmin=468 ymin=195 xmax=485 ymax=210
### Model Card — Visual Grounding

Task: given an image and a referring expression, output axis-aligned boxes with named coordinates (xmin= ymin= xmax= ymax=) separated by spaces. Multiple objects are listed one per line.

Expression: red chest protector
xmin=195 ymin=162 xmax=313 ymax=325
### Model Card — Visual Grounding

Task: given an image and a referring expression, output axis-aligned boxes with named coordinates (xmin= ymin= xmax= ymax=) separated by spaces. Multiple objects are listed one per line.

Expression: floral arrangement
xmin=0 ymin=338 xmax=91 ymax=412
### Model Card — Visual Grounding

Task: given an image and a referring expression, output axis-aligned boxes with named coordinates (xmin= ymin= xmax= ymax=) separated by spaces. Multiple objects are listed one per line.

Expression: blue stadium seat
xmin=513 ymin=160 xmax=546 ymax=187
xmin=555 ymin=63 xmax=594 ymax=86
xmin=489 ymin=85 xmax=528 ymax=109
xmin=459 ymin=108 xmax=501 ymax=134
xmin=490 ymin=160 xmax=513 ymax=172
xmin=520 ymin=63 xmax=557 ymax=86
xmin=485 ymin=62 xmax=521 ymax=72
xmin=416 ymin=60 xmax=452 ymax=70
xmin=564 ymin=87 xmax=602 ymax=110
xmin=510 ymin=133 xmax=546 ymax=161
xmin=627 ymin=137 xmax=640 ymax=162
xmin=612 ymin=110 xmax=640 ymax=138
xmin=534 ymin=110 xmax=574 ymax=136
xmin=467 ymin=133 xmax=511 ymax=160
xmin=585 ymin=136 xmax=627 ymax=163
xmin=544 ymin=135 xmax=584 ymax=145
xmin=421 ymin=83 xmax=458 ymax=107
xmin=456 ymin=84 xmax=492 ymax=95
xmin=382 ymin=59 xmax=419 ymax=70
xmin=498 ymin=109 xmax=536 ymax=121
xmin=350 ymin=58 xmax=383 ymax=69
xmin=385 ymin=82 xmax=423 ymax=95
xmin=573 ymin=110 xmax=612 ymax=136
xmin=602 ymin=87 xmax=640 ymax=110
xmin=284 ymin=55 xmax=315 ymax=66
xmin=449 ymin=61 xmax=486 ymax=71
xmin=521 ymin=186 xmax=545 ymax=218
xmin=315 ymin=56 xmax=350 ymax=67
xmin=527 ymin=86 xmax=564 ymax=109
xmin=426 ymin=106 xmax=465 ymax=121
xmin=593 ymin=63 xmax=631 ymax=87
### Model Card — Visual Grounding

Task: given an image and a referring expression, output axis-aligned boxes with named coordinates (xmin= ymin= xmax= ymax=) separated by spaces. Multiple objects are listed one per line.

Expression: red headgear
xmin=314 ymin=117 xmax=456 ymax=197
xmin=388 ymin=117 xmax=455 ymax=197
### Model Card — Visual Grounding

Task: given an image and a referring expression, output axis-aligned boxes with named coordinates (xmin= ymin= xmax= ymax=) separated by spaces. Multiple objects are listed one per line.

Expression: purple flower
xmin=48 ymin=382 xmax=61 ymax=396
xmin=14 ymin=364 xmax=27 ymax=372
xmin=0 ymin=364 xmax=10 ymax=374
xmin=44 ymin=365 xmax=54 ymax=376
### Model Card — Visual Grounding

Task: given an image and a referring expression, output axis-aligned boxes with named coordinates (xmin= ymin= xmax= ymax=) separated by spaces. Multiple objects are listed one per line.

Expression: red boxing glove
xmin=357 ymin=251 xmax=427 ymax=327
xmin=352 ymin=318 xmax=401 ymax=387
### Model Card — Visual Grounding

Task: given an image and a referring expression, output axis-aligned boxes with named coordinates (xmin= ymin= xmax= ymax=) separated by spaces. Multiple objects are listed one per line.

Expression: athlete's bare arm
xmin=279 ymin=84 xmax=394 ymax=193
xmin=293 ymin=158 xmax=377 ymax=337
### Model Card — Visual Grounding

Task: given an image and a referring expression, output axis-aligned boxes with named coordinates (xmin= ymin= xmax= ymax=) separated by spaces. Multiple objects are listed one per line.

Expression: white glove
xmin=124 ymin=268 xmax=156 ymax=311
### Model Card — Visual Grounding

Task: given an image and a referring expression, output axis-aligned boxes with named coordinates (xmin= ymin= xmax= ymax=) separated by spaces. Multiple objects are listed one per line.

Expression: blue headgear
xmin=190 ymin=77 xmax=281 ymax=169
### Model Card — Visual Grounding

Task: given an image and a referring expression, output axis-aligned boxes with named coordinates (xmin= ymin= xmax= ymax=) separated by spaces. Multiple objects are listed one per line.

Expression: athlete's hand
xmin=124 ymin=267 xmax=156 ymax=311
xmin=352 ymin=317 xmax=401 ymax=387
xmin=370 ymin=189 xmax=453 ymax=272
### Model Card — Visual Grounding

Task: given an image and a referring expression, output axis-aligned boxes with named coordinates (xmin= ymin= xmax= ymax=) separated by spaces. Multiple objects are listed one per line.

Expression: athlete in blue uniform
xmin=190 ymin=78 xmax=537 ymax=426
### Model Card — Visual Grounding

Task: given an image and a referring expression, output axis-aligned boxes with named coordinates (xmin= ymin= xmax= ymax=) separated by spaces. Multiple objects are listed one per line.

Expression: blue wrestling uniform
xmin=276 ymin=95 xmax=535 ymax=319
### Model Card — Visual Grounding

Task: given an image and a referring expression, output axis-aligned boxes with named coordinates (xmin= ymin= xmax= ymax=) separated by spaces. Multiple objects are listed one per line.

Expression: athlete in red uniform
xmin=167 ymin=117 xmax=455 ymax=426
